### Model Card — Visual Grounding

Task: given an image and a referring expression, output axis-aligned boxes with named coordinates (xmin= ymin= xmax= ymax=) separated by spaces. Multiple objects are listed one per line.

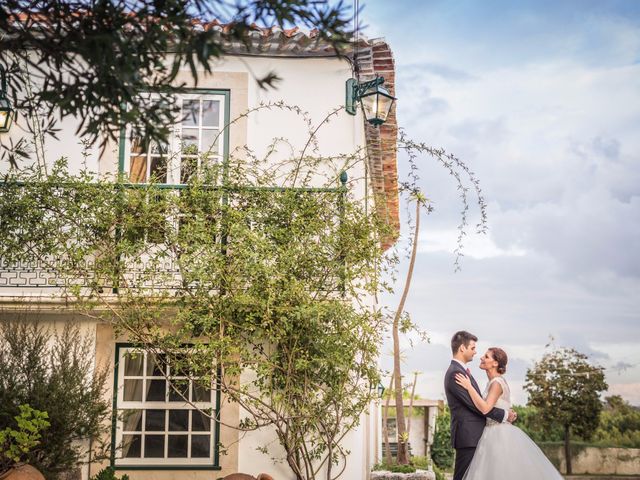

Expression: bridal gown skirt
xmin=463 ymin=423 xmax=564 ymax=480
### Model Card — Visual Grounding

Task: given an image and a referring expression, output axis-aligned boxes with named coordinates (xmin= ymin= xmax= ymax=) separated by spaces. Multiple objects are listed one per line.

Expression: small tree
xmin=430 ymin=405 xmax=453 ymax=470
xmin=0 ymin=320 xmax=111 ymax=480
xmin=524 ymin=347 xmax=607 ymax=474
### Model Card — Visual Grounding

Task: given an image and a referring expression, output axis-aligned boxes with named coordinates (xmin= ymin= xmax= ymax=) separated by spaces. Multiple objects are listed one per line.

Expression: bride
xmin=455 ymin=347 xmax=564 ymax=480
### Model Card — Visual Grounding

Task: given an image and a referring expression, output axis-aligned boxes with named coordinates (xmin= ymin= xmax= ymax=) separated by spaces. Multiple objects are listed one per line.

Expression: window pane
xmin=123 ymin=379 xmax=143 ymax=402
xmin=181 ymin=129 xmax=199 ymax=154
xmin=129 ymin=135 xmax=147 ymax=155
xmin=129 ymin=156 xmax=147 ymax=183
xmin=150 ymin=141 xmax=168 ymax=155
xmin=192 ymin=410 xmax=211 ymax=432
xmin=168 ymin=410 xmax=189 ymax=431
xmin=144 ymin=434 xmax=165 ymax=458
xmin=182 ymin=100 xmax=199 ymax=126
xmin=201 ymin=100 xmax=220 ymax=127
xmin=191 ymin=435 xmax=210 ymax=458
xmin=146 ymin=379 xmax=166 ymax=401
xmin=200 ymin=129 xmax=219 ymax=154
xmin=150 ymin=156 xmax=167 ymax=183
xmin=192 ymin=382 xmax=211 ymax=402
xmin=122 ymin=409 xmax=143 ymax=432
xmin=168 ymin=435 xmax=188 ymax=458
xmin=122 ymin=434 xmax=142 ymax=458
xmin=124 ymin=353 xmax=143 ymax=376
xmin=145 ymin=409 xmax=165 ymax=431
xmin=168 ymin=379 xmax=189 ymax=402
xmin=146 ymin=353 xmax=166 ymax=377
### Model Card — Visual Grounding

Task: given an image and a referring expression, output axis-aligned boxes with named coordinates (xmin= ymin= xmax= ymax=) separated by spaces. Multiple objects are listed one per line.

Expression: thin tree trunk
xmin=392 ymin=198 xmax=421 ymax=465
xmin=564 ymin=424 xmax=572 ymax=475
xmin=405 ymin=371 xmax=419 ymax=462
xmin=383 ymin=373 xmax=395 ymax=465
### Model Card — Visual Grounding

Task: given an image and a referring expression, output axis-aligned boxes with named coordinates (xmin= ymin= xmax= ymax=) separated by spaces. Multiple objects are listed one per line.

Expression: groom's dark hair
xmin=451 ymin=331 xmax=478 ymax=354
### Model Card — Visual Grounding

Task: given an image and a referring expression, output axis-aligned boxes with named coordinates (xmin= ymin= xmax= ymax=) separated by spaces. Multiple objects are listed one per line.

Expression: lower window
xmin=113 ymin=345 xmax=219 ymax=467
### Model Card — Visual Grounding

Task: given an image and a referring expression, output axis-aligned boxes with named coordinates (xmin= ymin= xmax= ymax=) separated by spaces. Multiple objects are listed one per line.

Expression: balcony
xmin=0 ymin=179 xmax=349 ymax=303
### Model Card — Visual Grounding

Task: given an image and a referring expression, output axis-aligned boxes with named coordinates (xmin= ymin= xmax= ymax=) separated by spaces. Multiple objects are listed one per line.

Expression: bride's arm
xmin=455 ymin=374 xmax=503 ymax=414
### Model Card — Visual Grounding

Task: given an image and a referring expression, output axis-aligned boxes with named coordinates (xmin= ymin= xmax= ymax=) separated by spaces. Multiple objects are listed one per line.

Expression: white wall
xmin=1 ymin=53 xmax=378 ymax=480
xmin=2 ymin=54 xmax=368 ymax=197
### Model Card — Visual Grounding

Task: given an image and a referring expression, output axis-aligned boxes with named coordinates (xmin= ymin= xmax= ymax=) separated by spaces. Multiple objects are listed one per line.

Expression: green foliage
xmin=515 ymin=396 xmax=640 ymax=448
xmin=0 ymin=404 xmax=50 ymax=474
xmin=372 ymin=462 xmax=416 ymax=473
xmin=0 ymin=320 xmax=111 ymax=480
xmin=524 ymin=347 xmax=607 ymax=473
xmin=409 ymin=455 xmax=430 ymax=469
xmin=90 ymin=467 xmax=130 ymax=480
xmin=430 ymin=405 xmax=454 ymax=469
xmin=432 ymin=464 xmax=447 ymax=480
xmin=591 ymin=396 xmax=640 ymax=448
xmin=524 ymin=347 xmax=608 ymax=441
xmin=512 ymin=405 xmax=563 ymax=443
xmin=0 ymin=144 xmax=391 ymax=480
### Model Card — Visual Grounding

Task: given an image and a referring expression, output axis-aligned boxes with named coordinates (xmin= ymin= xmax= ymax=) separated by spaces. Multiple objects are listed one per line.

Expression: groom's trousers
xmin=453 ymin=447 xmax=476 ymax=480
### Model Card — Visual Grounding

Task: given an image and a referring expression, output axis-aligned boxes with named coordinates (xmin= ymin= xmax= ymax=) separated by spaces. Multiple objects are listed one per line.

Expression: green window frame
xmin=118 ymin=89 xmax=231 ymax=186
xmin=111 ymin=343 xmax=221 ymax=470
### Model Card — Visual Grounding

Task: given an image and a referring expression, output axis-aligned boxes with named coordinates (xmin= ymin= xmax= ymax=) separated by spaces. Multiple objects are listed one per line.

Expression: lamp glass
xmin=360 ymin=85 xmax=395 ymax=127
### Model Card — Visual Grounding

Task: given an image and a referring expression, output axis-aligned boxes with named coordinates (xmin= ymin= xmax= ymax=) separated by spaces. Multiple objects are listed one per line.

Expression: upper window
xmin=113 ymin=345 xmax=219 ymax=467
xmin=123 ymin=92 xmax=228 ymax=184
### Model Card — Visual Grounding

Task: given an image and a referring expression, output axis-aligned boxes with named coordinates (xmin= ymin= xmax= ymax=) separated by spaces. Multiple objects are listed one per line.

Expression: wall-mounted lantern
xmin=345 ymin=76 xmax=395 ymax=127
xmin=0 ymin=66 xmax=14 ymax=133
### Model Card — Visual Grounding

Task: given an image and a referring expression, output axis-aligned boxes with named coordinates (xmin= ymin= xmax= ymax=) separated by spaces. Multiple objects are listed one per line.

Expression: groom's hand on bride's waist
xmin=507 ymin=409 xmax=517 ymax=423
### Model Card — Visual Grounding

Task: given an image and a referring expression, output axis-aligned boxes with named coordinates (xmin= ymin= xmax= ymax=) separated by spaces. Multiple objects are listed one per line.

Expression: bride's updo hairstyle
xmin=488 ymin=347 xmax=508 ymax=374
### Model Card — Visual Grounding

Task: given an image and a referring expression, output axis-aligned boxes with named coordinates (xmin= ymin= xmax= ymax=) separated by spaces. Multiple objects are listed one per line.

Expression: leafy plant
xmin=372 ymin=462 xmax=416 ymax=473
xmin=0 ymin=320 xmax=111 ymax=480
xmin=432 ymin=463 xmax=447 ymax=480
xmin=0 ymin=404 xmax=50 ymax=475
xmin=430 ymin=405 xmax=454 ymax=470
xmin=90 ymin=467 xmax=130 ymax=480
xmin=524 ymin=347 xmax=607 ymax=474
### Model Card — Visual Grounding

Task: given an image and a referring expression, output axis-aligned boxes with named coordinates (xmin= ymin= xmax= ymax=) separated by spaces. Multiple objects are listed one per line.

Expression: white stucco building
xmin=0 ymin=23 xmax=399 ymax=480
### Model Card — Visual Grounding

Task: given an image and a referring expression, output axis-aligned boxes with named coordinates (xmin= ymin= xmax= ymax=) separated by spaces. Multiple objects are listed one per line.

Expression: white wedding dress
xmin=463 ymin=376 xmax=564 ymax=480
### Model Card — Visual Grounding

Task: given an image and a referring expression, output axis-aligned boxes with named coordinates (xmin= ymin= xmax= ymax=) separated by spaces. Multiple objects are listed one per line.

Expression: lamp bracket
xmin=0 ymin=66 xmax=7 ymax=99
xmin=345 ymin=76 xmax=385 ymax=116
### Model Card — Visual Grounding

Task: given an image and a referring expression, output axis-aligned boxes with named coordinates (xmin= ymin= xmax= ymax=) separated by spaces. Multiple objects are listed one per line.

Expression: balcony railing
xmin=0 ymin=178 xmax=348 ymax=299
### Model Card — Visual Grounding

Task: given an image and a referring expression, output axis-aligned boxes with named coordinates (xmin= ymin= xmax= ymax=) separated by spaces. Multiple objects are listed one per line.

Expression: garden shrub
xmin=0 ymin=404 xmax=50 ymax=475
xmin=430 ymin=406 xmax=454 ymax=469
xmin=0 ymin=319 xmax=110 ymax=480
xmin=89 ymin=467 xmax=130 ymax=480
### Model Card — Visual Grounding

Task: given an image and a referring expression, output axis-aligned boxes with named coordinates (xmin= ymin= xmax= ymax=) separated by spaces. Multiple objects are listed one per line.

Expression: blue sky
xmin=362 ymin=1 xmax=640 ymax=405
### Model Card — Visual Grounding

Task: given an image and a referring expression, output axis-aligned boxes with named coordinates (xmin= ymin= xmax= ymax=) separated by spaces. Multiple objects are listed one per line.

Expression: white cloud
xmin=370 ymin=1 xmax=640 ymax=406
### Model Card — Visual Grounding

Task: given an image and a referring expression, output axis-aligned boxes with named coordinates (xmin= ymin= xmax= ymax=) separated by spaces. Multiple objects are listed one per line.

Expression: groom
xmin=444 ymin=331 xmax=516 ymax=480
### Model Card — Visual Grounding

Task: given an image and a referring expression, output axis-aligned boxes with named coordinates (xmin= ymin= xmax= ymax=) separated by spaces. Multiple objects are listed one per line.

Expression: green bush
xmin=0 ymin=404 xmax=50 ymax=474
xmin=373 ymin=462 xmax=417 ymax=473
xmin=432 ymin=464 xmax=446 ymax=480
xmin=90 ymin=467 xmax=130 ymax=480
xmin=410 ymin=455 xmax=430 ymax=469
xmin=431 ymin=405 xmax=454 ymax=469
xmin=0 ymin=320 xmax=110 ymax=480
xmin=513 ymin=404 xmax=563 ymax=442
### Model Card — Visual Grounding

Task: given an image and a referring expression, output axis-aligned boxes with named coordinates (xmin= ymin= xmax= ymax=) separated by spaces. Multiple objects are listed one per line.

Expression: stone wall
xmin=540 ymin=445 xmax=640 ymax=475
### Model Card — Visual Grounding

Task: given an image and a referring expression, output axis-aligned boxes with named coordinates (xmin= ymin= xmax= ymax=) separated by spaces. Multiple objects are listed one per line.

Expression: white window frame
xmin=122 ymin=92 xmax=227 ymax=185
xmin=113 ymin=346 xmax=218 ymax=467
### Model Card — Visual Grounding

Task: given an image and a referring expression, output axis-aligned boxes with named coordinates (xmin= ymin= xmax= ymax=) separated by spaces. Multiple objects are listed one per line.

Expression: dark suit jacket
xmin=444 ymin=360 xmax=506 ymax=449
